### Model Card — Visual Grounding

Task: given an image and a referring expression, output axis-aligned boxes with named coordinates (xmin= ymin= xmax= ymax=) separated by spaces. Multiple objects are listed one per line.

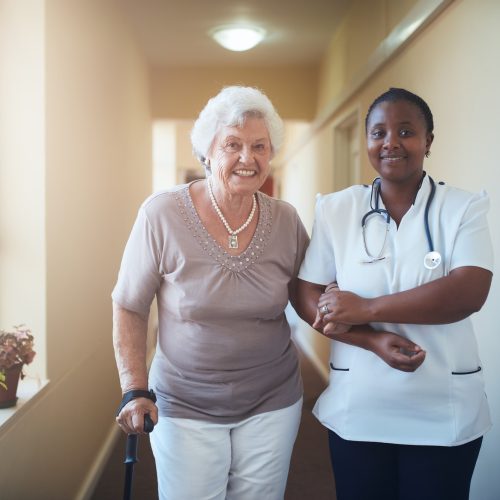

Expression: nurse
xmin=296 ymin=88 xmax=493 ymax=500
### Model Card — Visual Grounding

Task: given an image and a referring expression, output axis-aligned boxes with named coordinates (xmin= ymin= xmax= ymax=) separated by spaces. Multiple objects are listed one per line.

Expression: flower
xmin=0 ymin=325 xmax=36 ymax=390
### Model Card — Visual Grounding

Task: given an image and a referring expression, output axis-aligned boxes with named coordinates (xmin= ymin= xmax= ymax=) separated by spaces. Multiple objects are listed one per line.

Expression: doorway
xmin=333 ymin=110 xmax=360 ymax=191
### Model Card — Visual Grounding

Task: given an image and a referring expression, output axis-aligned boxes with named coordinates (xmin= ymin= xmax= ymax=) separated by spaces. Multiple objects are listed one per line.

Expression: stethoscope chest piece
xmin=424 ymin=251 xmax=441 ymax=270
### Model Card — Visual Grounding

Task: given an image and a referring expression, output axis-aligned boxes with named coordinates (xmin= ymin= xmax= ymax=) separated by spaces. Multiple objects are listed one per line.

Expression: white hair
xmin=190 ymin=86 xmax=284 ymax=164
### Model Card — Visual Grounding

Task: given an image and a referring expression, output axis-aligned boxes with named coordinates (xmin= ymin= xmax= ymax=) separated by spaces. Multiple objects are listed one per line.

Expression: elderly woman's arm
xmin=113 ymin=302 xmax=158 ymax=434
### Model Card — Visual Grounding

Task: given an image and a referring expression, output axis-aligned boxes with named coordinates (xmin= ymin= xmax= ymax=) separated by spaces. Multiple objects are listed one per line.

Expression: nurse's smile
xmin=380 ymin=155 xmax=406 ymax=162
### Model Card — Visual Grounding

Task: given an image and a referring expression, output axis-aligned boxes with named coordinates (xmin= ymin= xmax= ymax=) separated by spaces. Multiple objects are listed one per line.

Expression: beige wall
xmin=0 ymin=0 xmax=46 ymax=378
xmin=283 ymin=0 xmax=500 ymax=497
xmin=175 ymin=120 xmax=202 ymax=178
xmin=317 ymin=0 xmax=418 ymax=111
xmin=151 ymin=65 xmax=319 ymax=120
xmin=0 ymin=0 xmax=153 ymax=498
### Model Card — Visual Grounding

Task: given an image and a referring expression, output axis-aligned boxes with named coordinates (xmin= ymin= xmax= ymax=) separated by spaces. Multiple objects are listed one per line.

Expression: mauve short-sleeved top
xmin=112 ymin=182 xmax=309 ymax=422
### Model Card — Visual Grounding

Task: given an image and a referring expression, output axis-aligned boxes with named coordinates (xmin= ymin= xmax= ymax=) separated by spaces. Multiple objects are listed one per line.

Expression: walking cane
xmin=123 ymin=413 xmax=155 ymax=500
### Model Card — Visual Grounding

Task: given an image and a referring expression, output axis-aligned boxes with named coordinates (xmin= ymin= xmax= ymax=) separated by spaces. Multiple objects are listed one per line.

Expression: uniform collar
xmin=413 ymin=172 xmax=432 ymax=211
xmin=370 ymin=171 xmax=432 ymax=214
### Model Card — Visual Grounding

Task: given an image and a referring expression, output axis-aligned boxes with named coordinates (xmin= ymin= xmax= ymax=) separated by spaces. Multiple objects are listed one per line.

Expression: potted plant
xmin=0 ymin=325 xmax=36 ymax=408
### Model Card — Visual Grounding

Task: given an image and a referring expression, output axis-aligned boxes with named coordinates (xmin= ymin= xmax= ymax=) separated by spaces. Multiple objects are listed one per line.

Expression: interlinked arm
xmin=113 ymin=302 xmax=158 ymax=434
xmin=319 ymin=266 xmax=492 ymax=326
xmin=294 ymin=279 xmax=349 ymax=335
xmin=294 ymin=279 xmax=425 ymax=372
xmin=292 ymin=278 xmax=324 ymax=326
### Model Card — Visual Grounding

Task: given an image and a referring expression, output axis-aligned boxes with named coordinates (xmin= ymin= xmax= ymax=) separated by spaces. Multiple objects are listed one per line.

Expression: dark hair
xmin=365 ymin=88 xmax=434 ymax=134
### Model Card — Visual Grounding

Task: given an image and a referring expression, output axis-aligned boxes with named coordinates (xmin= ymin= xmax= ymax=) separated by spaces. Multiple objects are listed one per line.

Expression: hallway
xmin=91 ymin=348 xmax=335 ymax=499
xmin=2 ymin=2 xmax=500 ymax=498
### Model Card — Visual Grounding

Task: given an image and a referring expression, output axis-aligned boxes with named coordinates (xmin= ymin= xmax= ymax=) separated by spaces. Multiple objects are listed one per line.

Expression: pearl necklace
xmin=207 ymin=179 xmax=257 ymax=249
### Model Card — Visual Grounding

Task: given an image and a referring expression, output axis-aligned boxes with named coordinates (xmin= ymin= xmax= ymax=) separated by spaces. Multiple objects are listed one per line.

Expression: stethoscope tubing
xmin=423 ymin=176 xmax=436 ymax=253
xmin=361 ymin=174 xmax=440 ymax=269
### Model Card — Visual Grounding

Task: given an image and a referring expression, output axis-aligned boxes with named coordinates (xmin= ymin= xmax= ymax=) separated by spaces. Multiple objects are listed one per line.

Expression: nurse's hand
xmin=318 ymin=287 xmax=373 ymax=325
xmin=314 ymin=283 xmax=351 ymax=335
xmin=369 ymin=332 xmax=426 ymax=372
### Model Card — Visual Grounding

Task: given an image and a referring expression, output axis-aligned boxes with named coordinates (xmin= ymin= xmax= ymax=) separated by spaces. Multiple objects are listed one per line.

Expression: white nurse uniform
xmin=299 ymin=175 xmax=494 ymax=446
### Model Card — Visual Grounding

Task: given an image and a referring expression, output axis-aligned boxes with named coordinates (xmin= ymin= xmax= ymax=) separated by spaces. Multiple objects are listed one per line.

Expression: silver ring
xmin=320 ymin=305 xmax=330 ymax=314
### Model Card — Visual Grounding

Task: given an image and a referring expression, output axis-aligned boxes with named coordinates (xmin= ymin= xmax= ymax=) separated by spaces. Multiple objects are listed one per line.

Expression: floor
xmin=91 ymin=347 xmax=336 ymax=499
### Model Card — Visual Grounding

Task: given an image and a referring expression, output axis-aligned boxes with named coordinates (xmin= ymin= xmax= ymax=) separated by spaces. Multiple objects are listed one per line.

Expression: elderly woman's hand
xmin=312 ymin=310 xmax=351 ymax=337
xmin=116 ymin=397 xmax=158 ymax=435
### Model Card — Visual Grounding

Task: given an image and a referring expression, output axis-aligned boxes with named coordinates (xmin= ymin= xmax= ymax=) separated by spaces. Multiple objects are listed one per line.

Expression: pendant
xmin=228 ymin=235 xmax=238 ymax=249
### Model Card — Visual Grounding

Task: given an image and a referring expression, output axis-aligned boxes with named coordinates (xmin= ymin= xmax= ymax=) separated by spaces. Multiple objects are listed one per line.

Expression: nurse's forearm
xmin=326 ymin=325 xmax=374 ymax=349
xmin=112 ymin=302 xmax=149 ymax=393
xmin=331 ymin=326 xmax=426 ymax=372
xmin=368 ymin=266 xmax=492 ymax=324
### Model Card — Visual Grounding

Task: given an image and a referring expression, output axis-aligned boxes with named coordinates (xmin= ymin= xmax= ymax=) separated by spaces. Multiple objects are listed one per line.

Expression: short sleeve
xmin=450 ymin=191 xmax=494 ymax=272
xmin=298 ymin=196 xmax=337 ymax=285
xmin=111 ymin=207 xmax=162 ymax=316
xmin=293 ymin=214 xmax=310 ymax=277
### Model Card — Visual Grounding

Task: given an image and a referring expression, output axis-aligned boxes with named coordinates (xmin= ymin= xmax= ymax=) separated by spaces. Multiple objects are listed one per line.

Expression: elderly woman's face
xmin=207 ymin=116 xmax=272 ymax=197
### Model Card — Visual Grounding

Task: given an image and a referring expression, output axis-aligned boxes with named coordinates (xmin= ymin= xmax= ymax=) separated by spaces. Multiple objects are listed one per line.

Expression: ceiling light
xmin=211 ymin=26 xmax=266 ymax=52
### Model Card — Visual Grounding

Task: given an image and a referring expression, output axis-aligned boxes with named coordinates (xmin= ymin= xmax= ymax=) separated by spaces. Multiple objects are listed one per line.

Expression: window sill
xmin=0 ymin=376 xmax=50 ymax=433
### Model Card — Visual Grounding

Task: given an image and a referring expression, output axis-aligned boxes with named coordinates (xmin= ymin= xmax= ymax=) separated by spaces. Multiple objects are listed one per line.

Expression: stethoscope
xmin=361 ymin=174 xmax=442 ymax=270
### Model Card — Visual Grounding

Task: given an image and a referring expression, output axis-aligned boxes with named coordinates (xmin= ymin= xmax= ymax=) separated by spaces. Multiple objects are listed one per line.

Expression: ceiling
xmin=120 ymin=0 xmax=351 ymax=67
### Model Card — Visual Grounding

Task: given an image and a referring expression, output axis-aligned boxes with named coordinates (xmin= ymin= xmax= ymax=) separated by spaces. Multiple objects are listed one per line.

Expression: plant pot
xmin=0 ymin=364 xmax=23 ymax=408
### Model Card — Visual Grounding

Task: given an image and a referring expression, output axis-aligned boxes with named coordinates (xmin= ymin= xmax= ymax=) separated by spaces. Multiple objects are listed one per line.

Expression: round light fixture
xmin=211 ymin=26 xmax=266 ymax=52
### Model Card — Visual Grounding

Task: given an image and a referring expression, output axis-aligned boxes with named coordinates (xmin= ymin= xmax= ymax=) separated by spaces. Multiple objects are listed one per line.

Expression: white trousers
xmin=150 ymin=398 xmax=302 ymax=500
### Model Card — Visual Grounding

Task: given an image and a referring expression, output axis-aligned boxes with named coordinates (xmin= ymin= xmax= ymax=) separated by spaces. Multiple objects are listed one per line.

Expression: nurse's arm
xmin=332 ymin=326 xmax=426 ymax=372
xmin=322 ymin=266 xmax=492 ymax=325
xmin=294 ymin=278 xmax=324 ymax=323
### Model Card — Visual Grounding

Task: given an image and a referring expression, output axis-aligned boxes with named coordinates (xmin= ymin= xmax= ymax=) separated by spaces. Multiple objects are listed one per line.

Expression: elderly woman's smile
xmin=234 ymin=169 xmax=257 ymax=176
xmin=207 ymin=116 xmax=272 ymax=197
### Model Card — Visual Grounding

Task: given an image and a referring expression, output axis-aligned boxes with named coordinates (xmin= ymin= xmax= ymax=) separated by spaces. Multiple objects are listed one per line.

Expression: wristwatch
xmin=116 ymin=388 xmax=156 ymax=416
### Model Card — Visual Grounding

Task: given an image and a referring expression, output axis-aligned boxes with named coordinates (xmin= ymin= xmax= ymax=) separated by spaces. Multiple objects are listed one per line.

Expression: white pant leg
xmin=227 ymin=398 xmax=303 ymax=500
xmin=150 ymin=416 xmax=232 ymax=500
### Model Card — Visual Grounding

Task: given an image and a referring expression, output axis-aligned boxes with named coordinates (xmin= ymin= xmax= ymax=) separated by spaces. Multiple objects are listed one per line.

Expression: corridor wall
xmin=0 ymin=0 xmax=153 ymax=498
xmin=281 ymin=1 xmax=500 ymax=498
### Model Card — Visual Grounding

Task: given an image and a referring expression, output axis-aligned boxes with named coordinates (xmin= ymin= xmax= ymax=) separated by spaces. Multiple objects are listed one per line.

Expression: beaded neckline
xmin=176 ymin=184 xmax=272 ymax=273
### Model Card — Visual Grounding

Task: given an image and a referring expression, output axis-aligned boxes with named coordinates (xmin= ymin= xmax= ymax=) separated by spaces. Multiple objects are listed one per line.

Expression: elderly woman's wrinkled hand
xmin=116 ymin=397 xmax=158 ymax=435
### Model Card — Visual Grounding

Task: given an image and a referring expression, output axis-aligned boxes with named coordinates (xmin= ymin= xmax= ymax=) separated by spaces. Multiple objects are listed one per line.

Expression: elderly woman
xmin=297 ymin=88 xmax=493 ymax=500
xmin=112 ymin=86 xmax=309 ymax=500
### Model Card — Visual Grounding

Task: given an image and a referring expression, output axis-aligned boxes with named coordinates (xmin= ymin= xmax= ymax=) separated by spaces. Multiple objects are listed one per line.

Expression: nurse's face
xmin=366 ymin=100 xmax=433 ymax=186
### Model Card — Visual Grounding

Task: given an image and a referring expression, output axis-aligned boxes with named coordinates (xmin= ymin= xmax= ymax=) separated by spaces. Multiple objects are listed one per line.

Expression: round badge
xmin=424 ymin=251 xmax=442 ymax=270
